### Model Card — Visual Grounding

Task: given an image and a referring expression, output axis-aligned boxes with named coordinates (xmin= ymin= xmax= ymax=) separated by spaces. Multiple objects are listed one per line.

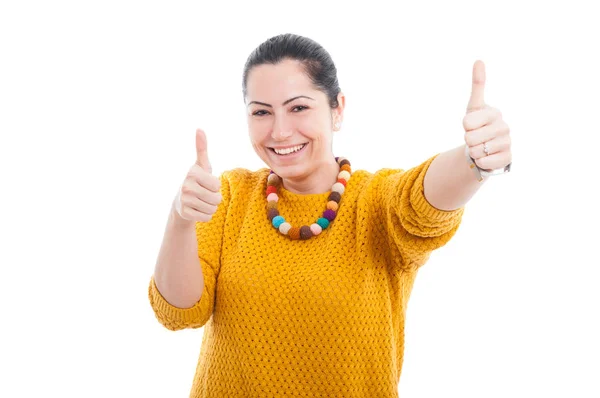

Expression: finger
xmin=462 ymin=107 xmax=500 ymax=131
xmin=179 ymin=206 xmax=213 ymax=223
xmin=466 ymin=60 xmax=486 ymax=113
xmin=190 ymin=164 xmax=221 ymax=192
xmin=468 ymin=134 xmax=511 ymax=160
xmin=199 ymin=190 xmax=223 ymax=206
xmin=182 ymin=181 xmax=223 ymax=205
xmin=475 ymin=150 xmax=512 ymax=171
xmin=195 ymin=128 xmax=212 ymax=173
xmin=182 ymin=195 xmax=219 ymax=215
xmin=464 ymin=118 xmax=507 ymax=146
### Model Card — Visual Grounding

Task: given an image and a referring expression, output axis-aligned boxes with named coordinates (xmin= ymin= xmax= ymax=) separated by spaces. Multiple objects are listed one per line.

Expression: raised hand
xmin=463 ymin=60 xmax=512 ymax=171
xmin=173 ymin=129 xmax=223 ymax=224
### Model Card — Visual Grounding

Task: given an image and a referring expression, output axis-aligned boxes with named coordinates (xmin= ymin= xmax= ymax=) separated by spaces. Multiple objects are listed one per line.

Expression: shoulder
xmin=348 ymin=168 xmax=407 ymax=190
xmin=220 ymin=167 xmax=270 ymax=193
xmin=352 ymin=154 xmax=440 ymax=187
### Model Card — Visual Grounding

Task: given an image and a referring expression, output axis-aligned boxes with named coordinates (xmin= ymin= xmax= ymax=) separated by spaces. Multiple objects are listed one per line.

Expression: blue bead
xmin=316 ymin=217 xmax=330 ymax=229
xmin=272 ymin=215 xmax=285 ymax=228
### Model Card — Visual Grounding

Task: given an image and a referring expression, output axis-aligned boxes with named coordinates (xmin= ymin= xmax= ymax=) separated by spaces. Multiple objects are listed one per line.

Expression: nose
xmin=271 ymin=114 xmax=293 ymax=141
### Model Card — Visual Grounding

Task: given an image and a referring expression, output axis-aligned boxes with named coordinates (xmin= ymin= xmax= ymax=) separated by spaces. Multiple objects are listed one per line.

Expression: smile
xmin=269 ymin=143 xmax=308 ymax=156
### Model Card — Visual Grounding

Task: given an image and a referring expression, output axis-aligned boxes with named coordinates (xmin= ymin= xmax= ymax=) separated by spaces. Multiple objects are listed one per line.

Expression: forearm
xmin=153 ymin=202 xmax=204 ymax=308
xmin=423 ymin=144 xmax=488 ymax=211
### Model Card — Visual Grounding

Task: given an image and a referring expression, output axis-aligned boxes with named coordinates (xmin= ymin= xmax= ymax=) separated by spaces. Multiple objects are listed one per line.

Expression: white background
xmin=1 ymin=1 xmax=599 ymax=397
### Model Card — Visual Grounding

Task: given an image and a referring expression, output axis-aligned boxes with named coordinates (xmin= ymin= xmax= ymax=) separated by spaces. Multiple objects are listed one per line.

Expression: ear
xmin=332 ymin=92 xmax=346 ymax=130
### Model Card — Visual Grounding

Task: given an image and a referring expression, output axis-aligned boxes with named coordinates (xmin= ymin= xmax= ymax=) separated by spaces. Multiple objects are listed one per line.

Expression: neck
xmin=280 ymin=157 xmax=339 ymax=194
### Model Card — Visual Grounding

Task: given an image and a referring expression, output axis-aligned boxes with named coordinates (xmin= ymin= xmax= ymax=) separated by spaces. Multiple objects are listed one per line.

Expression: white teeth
xmin=273 ymin=144 xmax=305 ymax=155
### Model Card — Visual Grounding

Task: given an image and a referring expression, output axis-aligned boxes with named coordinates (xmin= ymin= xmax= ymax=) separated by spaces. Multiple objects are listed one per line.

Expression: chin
xmin=261 ymin=144 xmax=312 ymax=177
xmin=271 ymin=163 xmax=309 ymax=179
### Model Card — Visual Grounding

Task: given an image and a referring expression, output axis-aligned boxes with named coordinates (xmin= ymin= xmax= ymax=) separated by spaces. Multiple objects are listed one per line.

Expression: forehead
xmin=246 ymin=59 xmax=320 ymax=102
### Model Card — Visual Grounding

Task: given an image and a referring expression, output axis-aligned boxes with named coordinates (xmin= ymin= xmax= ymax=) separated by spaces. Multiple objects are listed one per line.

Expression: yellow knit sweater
xmin=148 ymin=154 xmax=465 ymax=397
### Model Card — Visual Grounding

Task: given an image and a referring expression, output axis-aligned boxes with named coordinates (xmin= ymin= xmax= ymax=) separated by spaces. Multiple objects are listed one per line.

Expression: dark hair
xmin=242 ymin=33 xmax=341 ymax=108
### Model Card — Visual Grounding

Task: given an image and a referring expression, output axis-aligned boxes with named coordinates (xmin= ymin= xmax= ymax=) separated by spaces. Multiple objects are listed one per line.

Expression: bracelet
xmin=464 ymin=145 xmax=511 ymax=182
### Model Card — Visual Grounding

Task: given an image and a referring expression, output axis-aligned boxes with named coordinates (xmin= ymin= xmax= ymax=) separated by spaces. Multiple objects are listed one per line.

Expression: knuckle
xmin=462 ymin=116 xmax=470 ymax=130
xmin=181 ymin=184 xmax=191 ymax=194
xmin=199 ymin=213 xmax=212 ymax=223
xmin=211 ymin=176 xmax=222 ymax=191
xmin=468 ymin=146 xmax=477 ymax=158
xmin=464 ymin=134 xmax=474 ymax=146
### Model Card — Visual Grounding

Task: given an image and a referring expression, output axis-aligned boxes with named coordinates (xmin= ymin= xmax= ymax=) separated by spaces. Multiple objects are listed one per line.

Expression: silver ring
xmin=483 ymin=142 xmax=490 ymax=156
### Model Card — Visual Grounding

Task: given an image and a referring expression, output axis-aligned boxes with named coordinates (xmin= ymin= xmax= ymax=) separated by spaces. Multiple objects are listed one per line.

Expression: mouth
xmin=268 ymin=143 xmax=308 ymax=157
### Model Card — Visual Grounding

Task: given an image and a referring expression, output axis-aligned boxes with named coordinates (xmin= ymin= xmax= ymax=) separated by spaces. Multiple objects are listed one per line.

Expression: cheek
xmin=298 ymin=116 xmax=330 ymax=140
xmin=248 ymin=122 xmax=269 ymax=144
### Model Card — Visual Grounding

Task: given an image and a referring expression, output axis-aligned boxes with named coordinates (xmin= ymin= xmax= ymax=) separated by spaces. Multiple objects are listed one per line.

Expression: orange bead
xmin=340 ymin=164 xmax=351 ymax=173
xmin=326 ymin=201 xmax=339 ymax=211
xmin=337 ymin=178 xmax=347 ymax=187
xmin=288 ymin=227 xmax=300 ymax=240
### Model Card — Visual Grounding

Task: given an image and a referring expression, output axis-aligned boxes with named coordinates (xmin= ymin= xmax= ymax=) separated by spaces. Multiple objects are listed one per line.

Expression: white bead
xmin=267 ymin=193 xmax=279 ymax=202
xmin=331 ymin=182 xmax=345 ymax=194
xmin=338 ymin=170 xmax=351 ymax=181
xmin=279 ymin=222 xmax=292 ymax=234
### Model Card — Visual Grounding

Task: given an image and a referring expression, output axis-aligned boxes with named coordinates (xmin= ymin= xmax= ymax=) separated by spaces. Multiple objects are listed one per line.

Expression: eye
xmin=252 ymin=110 xmax=269 ymax=117
xmin=292 ymin=105 xmax=308 ymax=112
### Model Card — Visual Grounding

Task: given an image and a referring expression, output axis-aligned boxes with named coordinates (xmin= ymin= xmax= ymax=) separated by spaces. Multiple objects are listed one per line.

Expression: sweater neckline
xmin=262 ymin=169 xmax=334 ymax=205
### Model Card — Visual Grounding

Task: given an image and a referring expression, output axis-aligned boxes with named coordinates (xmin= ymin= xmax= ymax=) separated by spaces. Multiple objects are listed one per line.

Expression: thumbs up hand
xmin=463 ymin=60 xmax=512 ymax=171
xmin=172 ymin=129 xmax=223 ymax=224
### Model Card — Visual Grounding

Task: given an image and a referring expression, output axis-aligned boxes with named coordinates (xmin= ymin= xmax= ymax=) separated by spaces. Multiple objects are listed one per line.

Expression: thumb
xmin=466 ymin=60 xmax=486 ymax=113
xmin=195 ymin=128 xmax=212 ymax=174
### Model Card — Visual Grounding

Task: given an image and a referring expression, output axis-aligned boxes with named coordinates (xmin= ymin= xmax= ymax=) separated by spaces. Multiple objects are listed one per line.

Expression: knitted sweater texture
xmin=148 ymin=154 xmax=465 ymax=397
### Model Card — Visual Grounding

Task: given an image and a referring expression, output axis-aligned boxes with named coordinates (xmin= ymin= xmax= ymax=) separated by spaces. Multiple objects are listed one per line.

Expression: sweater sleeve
xmin=374 ymin=153 xmax=465 ymax=271
xmin=147 ymin=171 xmax=232 ymax=331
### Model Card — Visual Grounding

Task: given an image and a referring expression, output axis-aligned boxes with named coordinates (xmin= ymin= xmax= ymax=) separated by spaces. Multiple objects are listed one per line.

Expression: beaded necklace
xmin=266 ymin=157 xmax=351 ymax=240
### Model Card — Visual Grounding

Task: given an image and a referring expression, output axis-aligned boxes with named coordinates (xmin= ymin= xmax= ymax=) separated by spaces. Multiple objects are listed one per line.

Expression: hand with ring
xmin=463 ymin=60 xmax=512 ymax=171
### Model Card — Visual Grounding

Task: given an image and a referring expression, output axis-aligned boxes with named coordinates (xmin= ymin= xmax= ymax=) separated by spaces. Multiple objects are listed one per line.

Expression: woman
xmin=148 ymin=33 xmax=512 ymax=397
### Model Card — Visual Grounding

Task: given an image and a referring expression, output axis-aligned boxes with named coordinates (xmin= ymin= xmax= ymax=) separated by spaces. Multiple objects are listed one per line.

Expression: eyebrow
xmin=246 ymin=95 xmax=315 ymax=108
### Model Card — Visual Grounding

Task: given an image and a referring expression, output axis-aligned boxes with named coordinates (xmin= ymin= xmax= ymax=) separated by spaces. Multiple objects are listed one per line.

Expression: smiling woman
xmin=243 ymin=39 xmax=346 ymax=194
xmin=148 ymin=33 xmax=470 ymax=398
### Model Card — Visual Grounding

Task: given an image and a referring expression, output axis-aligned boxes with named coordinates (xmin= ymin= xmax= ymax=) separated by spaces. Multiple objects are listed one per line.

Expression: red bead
xmin=266 ymin=186 xmax=277 ymax=196
xmin=337 ymin=178 xmax=347 ymax=187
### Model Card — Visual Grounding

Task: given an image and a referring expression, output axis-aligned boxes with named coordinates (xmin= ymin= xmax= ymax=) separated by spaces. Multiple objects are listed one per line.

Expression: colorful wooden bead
xmin=323 ymin=209 xmax=336 ymax=221
xmin=316 ymin=217 xmax=330 ymax=229
xmin=289 ymin=227 xmax=300 ymax=240
xmin=310 ymin=223 xmax=323 ymax=235
xmin=272 ymin=215 xmax=285 ymax=228
xmin=338 ymin=170 xmax=351 ymax=181
xmin=299 ymin=226 xmax=313 ymax=240
xmin=267 ymin=208 xmax=279 ymax=221
xmin=279 ymin=222 xmax=292 ymax=234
